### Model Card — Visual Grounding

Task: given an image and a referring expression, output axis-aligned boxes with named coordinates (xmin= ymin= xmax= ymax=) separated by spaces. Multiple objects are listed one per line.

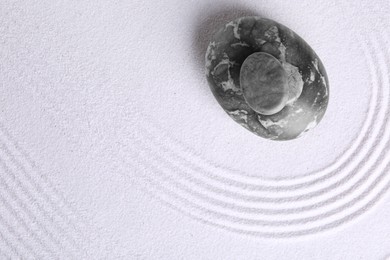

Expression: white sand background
xmin=0 ymin=0 xmax=390 ymax=258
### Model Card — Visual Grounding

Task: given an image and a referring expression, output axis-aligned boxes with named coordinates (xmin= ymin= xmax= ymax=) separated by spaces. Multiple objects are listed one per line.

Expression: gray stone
xmin=205 ymin=16 xmax=329 ymax=140
xmin=240 ymin=52 xmax=289 ymax=115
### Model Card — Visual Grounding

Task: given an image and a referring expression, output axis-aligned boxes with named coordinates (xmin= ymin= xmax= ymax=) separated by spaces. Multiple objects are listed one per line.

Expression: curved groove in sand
xmin=129 ymin=30 xmax=390 ymax=236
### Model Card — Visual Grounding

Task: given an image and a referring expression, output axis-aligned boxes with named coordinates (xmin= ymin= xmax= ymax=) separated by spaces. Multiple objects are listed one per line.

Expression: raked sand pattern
xmin=0 ymin=122 xmax=124 ymax=258
xmin=0 ymin=123 xmax=86 ymax=258
xmin=126 ymin=27 xmax=390 ymax=238
xmin=0 ymin=0 xmax=389 ymax=258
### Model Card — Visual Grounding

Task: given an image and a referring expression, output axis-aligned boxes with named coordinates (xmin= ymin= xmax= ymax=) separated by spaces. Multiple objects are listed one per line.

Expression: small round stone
xmin=240 ymin=52 xmax=289 ymax=115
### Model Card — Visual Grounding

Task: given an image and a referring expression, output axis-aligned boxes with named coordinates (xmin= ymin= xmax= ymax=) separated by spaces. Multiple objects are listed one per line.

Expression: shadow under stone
xmin=192 ymin=5 xmax=259 ymax=71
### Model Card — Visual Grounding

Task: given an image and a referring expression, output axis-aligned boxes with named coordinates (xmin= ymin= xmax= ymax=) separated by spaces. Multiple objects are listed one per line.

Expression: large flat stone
xmin=205 ymin=16 xmax=329 ymax=140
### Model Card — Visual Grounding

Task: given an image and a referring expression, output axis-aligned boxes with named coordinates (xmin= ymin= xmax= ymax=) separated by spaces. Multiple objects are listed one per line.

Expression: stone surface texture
xmin=240 ymin=52 xmax=289 ymax=116
xmin=205 ymin=16 xmax=329 ymax=140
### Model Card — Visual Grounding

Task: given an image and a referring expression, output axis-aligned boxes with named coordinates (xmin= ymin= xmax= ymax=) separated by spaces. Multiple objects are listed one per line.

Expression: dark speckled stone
xmin=205 ymin=16 xmax=329 ymax=140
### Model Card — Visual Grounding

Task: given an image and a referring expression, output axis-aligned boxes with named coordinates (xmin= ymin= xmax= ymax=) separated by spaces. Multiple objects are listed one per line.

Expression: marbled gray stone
xmin=205 ymin=16 xmax=329 ymax=140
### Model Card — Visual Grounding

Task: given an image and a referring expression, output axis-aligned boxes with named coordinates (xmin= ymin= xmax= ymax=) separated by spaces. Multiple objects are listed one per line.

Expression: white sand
xmin=0 ymin=0 xmax=389 ymax=258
